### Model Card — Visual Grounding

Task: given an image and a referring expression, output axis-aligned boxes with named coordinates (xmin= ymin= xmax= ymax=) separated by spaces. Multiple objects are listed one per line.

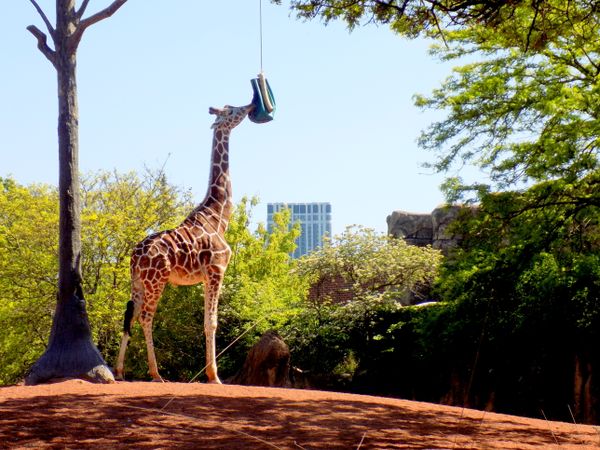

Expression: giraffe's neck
xmin=186 ymin=127 xmax=233 ymax=233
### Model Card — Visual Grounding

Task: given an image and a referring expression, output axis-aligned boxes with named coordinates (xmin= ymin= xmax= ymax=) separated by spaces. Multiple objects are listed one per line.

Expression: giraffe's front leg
xmin=139 ymin=282 xmax=166 ymax=382
xmin=141 ymin=313 xmax=164 ymax=382
xmin=204 ymin=275 xmax=223 ymax=384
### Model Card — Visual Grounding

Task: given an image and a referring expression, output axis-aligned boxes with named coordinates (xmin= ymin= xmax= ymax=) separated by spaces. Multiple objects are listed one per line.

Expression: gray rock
xmin=386 ymin=211 xmax=433 ymax=246
xmin=387 ymin=204 xmax=475 ymax=252
xmin=432 ymin=204 xmax=463 ymax=251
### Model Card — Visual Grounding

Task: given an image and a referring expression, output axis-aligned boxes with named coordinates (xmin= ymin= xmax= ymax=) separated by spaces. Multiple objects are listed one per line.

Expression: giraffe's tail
xmin=123 ymin=300 xmax=135 ymax=335
xmin=116 ymin=300 xmax=136 ymax=380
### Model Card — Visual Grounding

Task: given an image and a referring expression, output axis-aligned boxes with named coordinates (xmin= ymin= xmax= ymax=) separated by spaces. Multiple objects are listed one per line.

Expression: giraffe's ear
xmin=209 ymin=107 xmax=226 ymax=129
xmin=209 ymin=106 xmax=232 ymax=117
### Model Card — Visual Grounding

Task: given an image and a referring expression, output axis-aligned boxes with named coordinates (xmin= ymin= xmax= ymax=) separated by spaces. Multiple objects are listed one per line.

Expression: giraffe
xmin=115 ymin=103 xmax=253 ymax=383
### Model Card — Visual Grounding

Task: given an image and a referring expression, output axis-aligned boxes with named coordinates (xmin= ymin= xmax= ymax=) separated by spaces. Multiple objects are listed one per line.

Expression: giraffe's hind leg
xmin=139 ymin=281 xmax=167 ymax=382
xmin=118 ymin=274 xmax=167 ymax=382
xmin=140 ymin=310 xmax=164 ymax=382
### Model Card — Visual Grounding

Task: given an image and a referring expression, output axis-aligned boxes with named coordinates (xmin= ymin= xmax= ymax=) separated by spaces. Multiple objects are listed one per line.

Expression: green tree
xmin=0 ymin=172 xmax=190 ymax=384
xmin=80 ymin=170 xmax=192 ymax=363
xmin=279 ymin=0 xmax=597 ymax=41
xmin=428 ymin=211 xmax=600 ymax=421
xmin=414 ymin=5 xmax=599 ymax=203
xmin=288 ymin=226 xmax=442 ymax=387
xmin=223 ymin=198 xmax=304 ymax=321
xmin=297 ymin=225 xmax=442 ymax=305
xmin=408 ymin=12 xmax=600 ymax=419
xmin=0 ymin=178 xmax=58 ymax=384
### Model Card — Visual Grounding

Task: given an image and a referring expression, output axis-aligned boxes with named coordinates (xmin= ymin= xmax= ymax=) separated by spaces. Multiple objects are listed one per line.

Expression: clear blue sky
xmin=1 ymin=1 xmax=461 ymax=235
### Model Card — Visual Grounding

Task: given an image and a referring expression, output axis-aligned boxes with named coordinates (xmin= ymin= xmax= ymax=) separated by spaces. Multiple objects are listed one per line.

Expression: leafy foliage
xmin=0 ymin=172 xmax=191 ymax=384
xmin=278 ymin=0 xmax=600 ymax=43
xmin=223 ymin=197 xmax=304 ymax=330
xmin=298 ymin=225 xmax=442 ymax=304
xmin=432 ymin=230 xmax=599 ymax=420
xmin=80 ymin=170 xmax=193 ymax=366
xmin=287 ymin=226 xmax=442 ymax=387
xmin=0 ymin=178 xmax=58 ymax=383
xmin=414 ymin=2 xmax=599 ymax=202
xmin=405 ymin=0 xmax=600 ymax=422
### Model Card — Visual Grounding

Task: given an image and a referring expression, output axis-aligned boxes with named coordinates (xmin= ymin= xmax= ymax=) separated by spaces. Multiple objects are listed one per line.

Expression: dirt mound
xmin=1 ymin=380 xmax=598 ymax=449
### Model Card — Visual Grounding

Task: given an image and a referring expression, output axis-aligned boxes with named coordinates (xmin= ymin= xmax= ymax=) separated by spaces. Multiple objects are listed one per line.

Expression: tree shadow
xmin=1 ymin=388 xmax=597 ymax=449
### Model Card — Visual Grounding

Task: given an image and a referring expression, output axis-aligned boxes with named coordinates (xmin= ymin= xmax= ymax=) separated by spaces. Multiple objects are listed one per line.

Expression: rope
xmin=187 ymin=315 xmax=266 ymax=385
xmin=259 ymin=0 xmax=264 ymax=72
xmin=159 ymin=314 xmax=268 ymax=412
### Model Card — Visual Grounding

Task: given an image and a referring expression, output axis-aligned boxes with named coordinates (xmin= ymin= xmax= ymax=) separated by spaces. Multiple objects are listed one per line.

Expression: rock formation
xmin=386 ymin=211 xmax=433 ymax=247
xmin=229 ymin=331 xmax=291 ymax=387
xmin=387 ymin=204 xmax=474 ymax=252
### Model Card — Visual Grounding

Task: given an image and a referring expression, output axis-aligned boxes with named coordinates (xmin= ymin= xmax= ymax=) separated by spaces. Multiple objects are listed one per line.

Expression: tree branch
xmin=79 ymin=0 xmax=129 ymax=32
xmin=77 ymin=0 xmax=92 ymax=19
xmin=429 ymin=5 xmax=449 ymax=49
xmin=524 ymin=0 xmax=541 ymax=52
xmin=71 ymin=0 xmax=129 ymax=49
xmin=28 ymin=0 xmax=55 ymax=39
xmin=26 ymin=25 xmax=57 ymax=69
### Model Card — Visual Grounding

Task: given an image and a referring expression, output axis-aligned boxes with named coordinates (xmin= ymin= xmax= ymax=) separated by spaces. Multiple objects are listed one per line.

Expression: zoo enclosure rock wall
xmin=387 ymin=205 xmax=473 ymax=252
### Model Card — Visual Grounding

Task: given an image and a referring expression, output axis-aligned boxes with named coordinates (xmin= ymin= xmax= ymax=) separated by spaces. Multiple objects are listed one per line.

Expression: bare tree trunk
xmin=25 ymin=0 xmax=129 ymax=385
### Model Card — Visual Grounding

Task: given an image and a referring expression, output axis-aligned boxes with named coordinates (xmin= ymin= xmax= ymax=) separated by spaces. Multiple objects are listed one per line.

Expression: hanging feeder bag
xmin=249 ymin=73 xmax=276 ymax=124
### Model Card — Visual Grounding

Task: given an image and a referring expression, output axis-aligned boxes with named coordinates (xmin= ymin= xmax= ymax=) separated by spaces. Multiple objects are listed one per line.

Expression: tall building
xmin=267 ymin=202 xmax=332 ymax=258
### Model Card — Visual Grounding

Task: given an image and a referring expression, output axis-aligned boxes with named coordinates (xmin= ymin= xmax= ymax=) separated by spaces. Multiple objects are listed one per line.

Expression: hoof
xmin=207 ymin=377 xmax=222 ymax=385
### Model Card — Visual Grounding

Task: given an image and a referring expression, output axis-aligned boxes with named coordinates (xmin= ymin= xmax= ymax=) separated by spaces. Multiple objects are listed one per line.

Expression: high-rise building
xmin=267 ymin=202 xmax=332 ymax=258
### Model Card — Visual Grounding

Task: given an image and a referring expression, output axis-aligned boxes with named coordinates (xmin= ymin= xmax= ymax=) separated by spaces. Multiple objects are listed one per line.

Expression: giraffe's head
xmin=209 ymin=104 xmax=254 ymax=131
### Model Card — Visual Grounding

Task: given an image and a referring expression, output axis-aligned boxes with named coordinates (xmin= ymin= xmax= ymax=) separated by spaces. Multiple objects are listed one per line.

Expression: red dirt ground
xmin=1 ymin=380 xmax=599 ymax=449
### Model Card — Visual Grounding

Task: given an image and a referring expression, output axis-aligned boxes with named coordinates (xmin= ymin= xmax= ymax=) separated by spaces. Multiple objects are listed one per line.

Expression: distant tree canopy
xmin=297 ymin=225 xmax=442 ymax=305
xmin=0 ymin=178 xmax=58 ymax=382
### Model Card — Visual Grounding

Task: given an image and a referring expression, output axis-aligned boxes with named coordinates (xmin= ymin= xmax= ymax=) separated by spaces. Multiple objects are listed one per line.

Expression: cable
xmin=259 ymin=0 xmax=264 ymax=73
